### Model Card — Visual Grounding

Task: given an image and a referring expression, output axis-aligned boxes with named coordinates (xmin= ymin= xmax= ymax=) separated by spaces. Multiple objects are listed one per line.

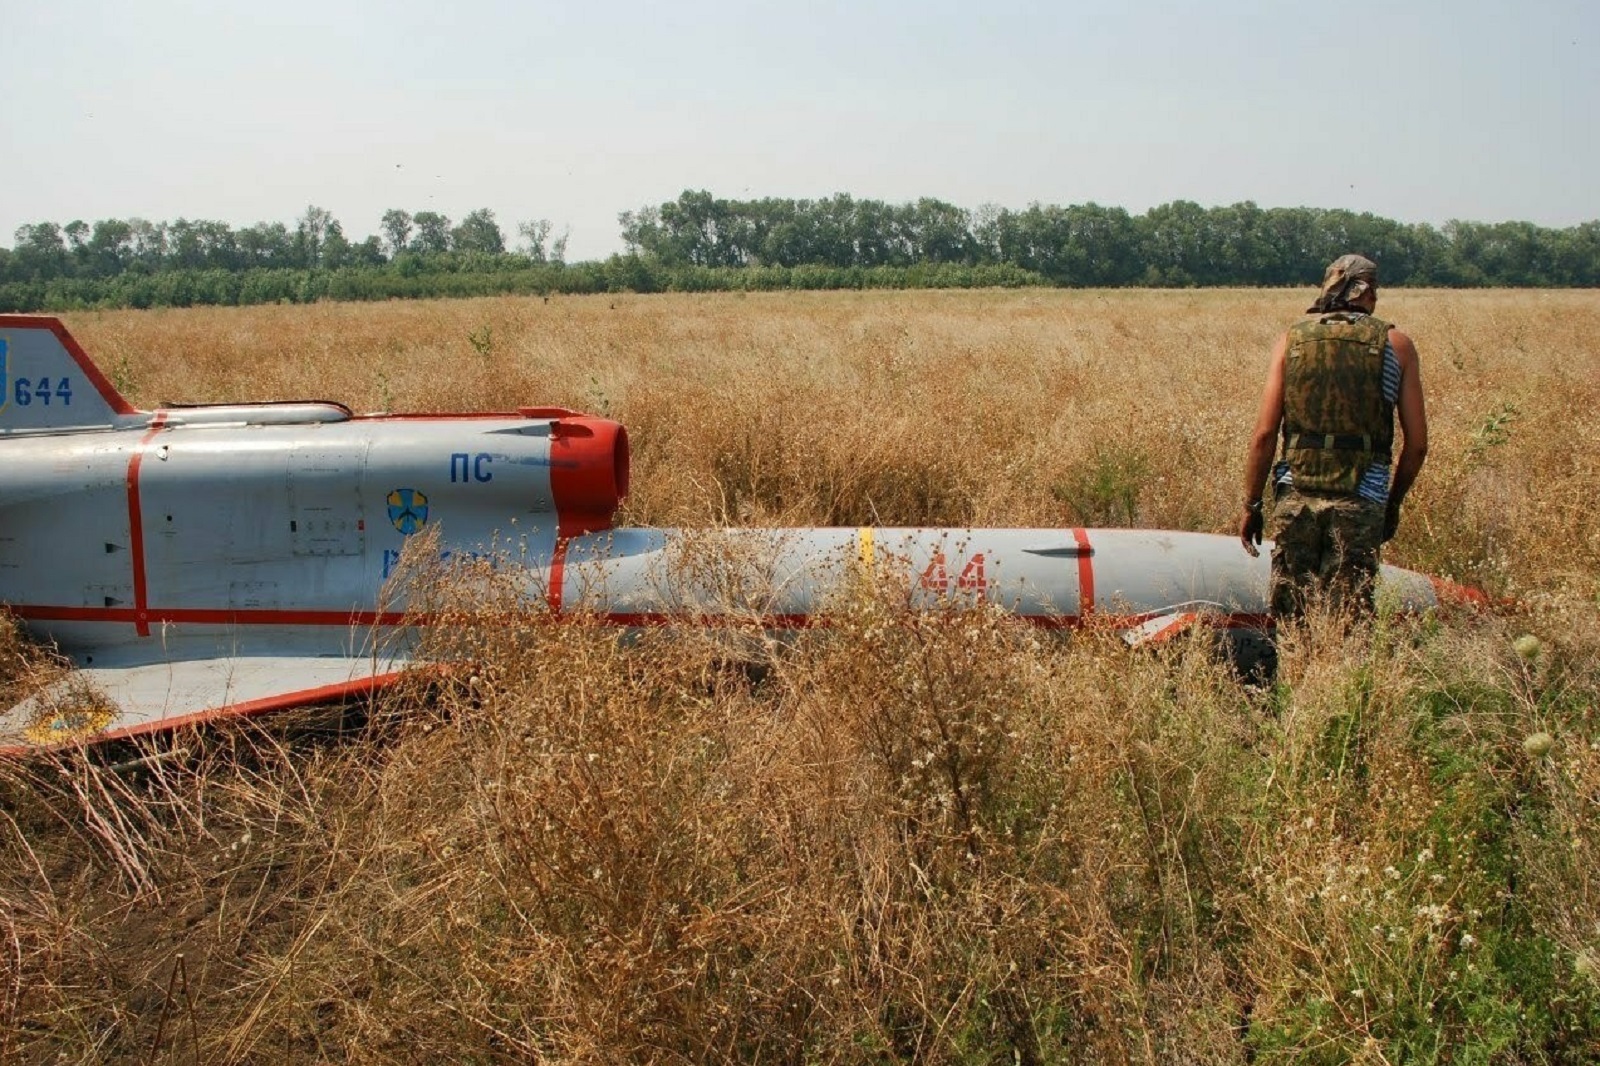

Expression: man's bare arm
xmin=1239 ymin=333 xmax=1288 ymax=556
xmin=1388 ymin=328 xmax=1428 ymax=507
xmin=1382 ymin=328 xmax=1428 ymax=542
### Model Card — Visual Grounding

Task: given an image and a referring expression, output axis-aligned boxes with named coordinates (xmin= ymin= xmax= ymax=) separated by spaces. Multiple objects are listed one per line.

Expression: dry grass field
xmin=2 ymin=289 xmax=1599 ymax=1063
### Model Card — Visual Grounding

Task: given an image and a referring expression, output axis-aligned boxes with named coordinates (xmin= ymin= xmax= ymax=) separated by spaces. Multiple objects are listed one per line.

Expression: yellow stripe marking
xmin=858 ymin=526 xmax=875 ymax=571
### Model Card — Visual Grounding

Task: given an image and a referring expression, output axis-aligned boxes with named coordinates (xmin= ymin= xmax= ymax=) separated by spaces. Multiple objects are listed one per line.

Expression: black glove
xmin=1382 ymin=499 xmax=1401 ymax=543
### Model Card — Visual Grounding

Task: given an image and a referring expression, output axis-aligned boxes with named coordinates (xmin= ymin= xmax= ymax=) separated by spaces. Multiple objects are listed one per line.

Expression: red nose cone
xmin=549 ymin=417 xmax=629 ymax=538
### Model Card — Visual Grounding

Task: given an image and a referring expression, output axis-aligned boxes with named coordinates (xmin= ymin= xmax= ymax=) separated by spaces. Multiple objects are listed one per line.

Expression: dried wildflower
xmin=1523 ymin=732 xmax=1555 ymax=758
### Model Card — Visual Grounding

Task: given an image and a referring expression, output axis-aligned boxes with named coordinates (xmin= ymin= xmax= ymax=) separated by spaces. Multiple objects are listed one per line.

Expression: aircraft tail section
xmin=0 ymin=315 xmax=141 ymax=435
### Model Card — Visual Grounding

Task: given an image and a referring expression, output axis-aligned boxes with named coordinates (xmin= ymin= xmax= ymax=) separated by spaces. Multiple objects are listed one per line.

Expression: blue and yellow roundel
xmin=387 ymin=488 xmax=429 ymax=535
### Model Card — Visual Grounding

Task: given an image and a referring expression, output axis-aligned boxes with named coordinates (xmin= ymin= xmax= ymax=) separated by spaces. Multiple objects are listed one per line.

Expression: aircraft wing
xmin=0 ymin=642 xmax=413 ymax=756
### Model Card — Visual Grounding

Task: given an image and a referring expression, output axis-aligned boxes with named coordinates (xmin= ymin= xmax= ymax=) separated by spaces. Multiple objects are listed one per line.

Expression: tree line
xmin=2 ymin=206 xmax=565 ymax=279
xmin=2 ymin=194 xmax=1596 ymax=312
xmin=621 ymin=191 xmax=1600 ymax=287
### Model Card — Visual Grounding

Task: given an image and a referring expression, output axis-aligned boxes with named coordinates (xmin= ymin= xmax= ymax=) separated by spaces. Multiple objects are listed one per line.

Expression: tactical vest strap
xmin=1285 ymin=432 xmax=1389 ymax=453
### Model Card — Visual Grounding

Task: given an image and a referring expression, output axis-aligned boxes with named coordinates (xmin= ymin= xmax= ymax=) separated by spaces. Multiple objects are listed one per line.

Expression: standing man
xmin=1239 ymin=254 xmax=1428 ymax=619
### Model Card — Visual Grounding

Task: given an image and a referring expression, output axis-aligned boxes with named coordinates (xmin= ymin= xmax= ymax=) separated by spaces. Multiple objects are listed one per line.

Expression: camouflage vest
xmin=1280 ymin=313 xmax=1395 ymax=495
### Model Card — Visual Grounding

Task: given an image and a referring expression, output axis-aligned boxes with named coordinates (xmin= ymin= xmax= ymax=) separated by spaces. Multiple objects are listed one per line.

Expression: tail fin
xmin=0 ymin=316 xmax=141 ymax=435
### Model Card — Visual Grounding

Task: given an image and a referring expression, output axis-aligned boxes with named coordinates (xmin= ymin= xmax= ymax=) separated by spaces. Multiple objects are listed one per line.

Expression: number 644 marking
xmin=12 ymin=376 xmax=74 ymax=407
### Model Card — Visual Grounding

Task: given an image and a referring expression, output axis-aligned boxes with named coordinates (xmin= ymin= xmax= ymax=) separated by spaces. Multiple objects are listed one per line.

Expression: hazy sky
xmin=2 ymin=0 xmax=1595 ymax=261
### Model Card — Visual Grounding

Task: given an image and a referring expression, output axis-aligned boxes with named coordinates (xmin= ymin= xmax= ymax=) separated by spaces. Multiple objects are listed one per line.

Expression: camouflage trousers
xmin=1267 ymin=489 xmax=1386 ymax=620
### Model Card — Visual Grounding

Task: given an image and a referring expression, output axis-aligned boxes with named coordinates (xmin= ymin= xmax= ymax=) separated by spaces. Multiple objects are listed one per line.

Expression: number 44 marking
xmin=918 ymin=551 xmax=989 ymax=594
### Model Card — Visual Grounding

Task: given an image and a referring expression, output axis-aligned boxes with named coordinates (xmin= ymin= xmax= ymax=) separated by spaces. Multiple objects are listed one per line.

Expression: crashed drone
xmin=0 ymin=315 xmax=1479 ymax=754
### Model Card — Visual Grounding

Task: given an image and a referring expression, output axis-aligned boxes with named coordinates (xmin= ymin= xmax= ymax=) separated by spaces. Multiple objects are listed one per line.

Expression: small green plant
xmin=109 ymin=353 xmax=136 ymax=396
xmin=467 ymin=323 xmax=493 ymax=359
xmin=375 ymin=369 xmax=396 ymax=412
xmin=1467 ymin=401 xmax=1519 ymax=464
xmin=1052 ymin=443 xmax=1150 ymax=526
xmin=586 ymin=374 xmax=611 ymax=415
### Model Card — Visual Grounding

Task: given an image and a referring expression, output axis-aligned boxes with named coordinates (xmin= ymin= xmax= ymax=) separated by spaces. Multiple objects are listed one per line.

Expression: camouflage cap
xmin=1308 ymin=254 xmax=1379 ymax=313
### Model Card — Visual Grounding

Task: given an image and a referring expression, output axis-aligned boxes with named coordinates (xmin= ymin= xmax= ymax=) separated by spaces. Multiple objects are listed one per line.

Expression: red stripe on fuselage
xmin=9 ymin=604 xmax=418 ymax=627
xmin=585 ymin=609 xmax=1271 ymax=632
xmin=547 ymin=539 xmax=569 ymax=614
xmin=1072 ymin=528 xmax=1095 ymax=617
xmin=126 ymin=414 xmax=169 ymax=636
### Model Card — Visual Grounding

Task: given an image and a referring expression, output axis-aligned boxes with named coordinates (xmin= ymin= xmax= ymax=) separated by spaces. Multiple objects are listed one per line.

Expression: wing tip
xmin=1 ymin=669 xmax=412 ymax=758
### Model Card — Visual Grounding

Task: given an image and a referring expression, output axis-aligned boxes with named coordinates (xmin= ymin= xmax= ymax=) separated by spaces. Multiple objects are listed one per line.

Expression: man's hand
xmin=1383 ymin=498 xmax=1401 ymax=543
xmin=1240 ymin=501 xmax=1264 ymax=557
